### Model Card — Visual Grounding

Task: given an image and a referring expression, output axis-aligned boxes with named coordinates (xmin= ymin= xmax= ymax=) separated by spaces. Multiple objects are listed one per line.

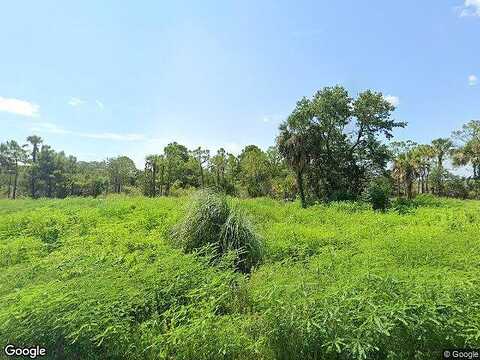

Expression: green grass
xmin=0 ymin=195 xmax=480 ymax=359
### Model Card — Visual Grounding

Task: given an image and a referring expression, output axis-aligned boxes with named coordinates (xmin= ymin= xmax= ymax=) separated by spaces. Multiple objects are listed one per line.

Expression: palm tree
xmin=145 ymin=154 xmax=164 ymax=196
xmin=26 ymin=135 xmax=43 ymax=197
xmin=431 ymin=138 xmax=453 ymax=195
xmin=411 ymin=144 xmax=434 ymax=194
xmin=431 ymin=138 xmax=453 ymax=169
xmin=392 ymin=151 xmax=419 ymax=199
xmin=277 ymin=125 xmax=309 ymax=207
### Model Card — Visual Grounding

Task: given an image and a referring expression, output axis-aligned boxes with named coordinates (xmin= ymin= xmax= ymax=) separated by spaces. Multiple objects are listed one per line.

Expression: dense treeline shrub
xmin=172 ymin=190 xmax=263 ymax=272
xmin=3 ymin=118 xmax=480 ymax=205
xmin=363 ymin=177 xmax=392 ymax=211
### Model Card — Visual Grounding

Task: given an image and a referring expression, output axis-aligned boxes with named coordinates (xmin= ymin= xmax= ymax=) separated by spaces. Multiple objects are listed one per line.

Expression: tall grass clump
xmin=221 ymin=206 xmax=263 ymax=273
xmin=172 ymin=190 xmax=263 ymax=272
xmin=172 ymin=189 xmax=229 ymax=251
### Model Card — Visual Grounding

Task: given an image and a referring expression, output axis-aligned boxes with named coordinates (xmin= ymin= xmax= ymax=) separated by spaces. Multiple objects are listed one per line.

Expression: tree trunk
xmin=153 ymin=166 xmax=157 ymax=196
xmin=31 ymin=174 xmax=36 ymax=198
xmin=13 ymin=162 xmax=18 ymax=199
xmin=406 ymin=179 xmax=413 ymax=199
xmin=47 ymin=178 xmax=52 ymax=198
xmin=7 ymin=173 xmax=12 ymax=199
xmin=159 ymin=166 xmax=164 ymax=196
xmin=296 ymin=169 xmax=306 ymax=208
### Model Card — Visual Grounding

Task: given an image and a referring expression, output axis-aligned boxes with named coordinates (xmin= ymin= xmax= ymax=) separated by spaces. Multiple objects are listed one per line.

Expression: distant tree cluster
xmin=391 ymin=120 xmax=480 ymax=200
xmin=142 ymin=142 xmax=293 ymax=199
xmin=0 ymin=137 xmax=293 ymax=201
xmin=0 ymin=136 xmax=139 ymax=199
xmin=2 ymin=87 xmax=480 ymax=204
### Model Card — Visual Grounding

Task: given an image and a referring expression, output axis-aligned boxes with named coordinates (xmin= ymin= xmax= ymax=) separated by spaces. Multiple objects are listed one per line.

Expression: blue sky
xmin=1 ymin=0 xmax=479 ymax=167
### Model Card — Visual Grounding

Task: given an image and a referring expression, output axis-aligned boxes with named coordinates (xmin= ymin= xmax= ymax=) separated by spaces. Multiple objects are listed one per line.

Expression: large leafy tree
xmin=238 ymin=145 xmax=271 ymax=197
xmin=163 ymin=142 xmax=189 ymax=195
xmin=107 ymin=156 xmax=137 ymax=193
xmin=278 ymin=86 xmax=404 ymax=206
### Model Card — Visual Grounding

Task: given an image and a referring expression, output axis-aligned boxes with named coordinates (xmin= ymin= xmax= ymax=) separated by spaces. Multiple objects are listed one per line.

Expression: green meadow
xmin=1 ymin=195 xmax=480 ymax=359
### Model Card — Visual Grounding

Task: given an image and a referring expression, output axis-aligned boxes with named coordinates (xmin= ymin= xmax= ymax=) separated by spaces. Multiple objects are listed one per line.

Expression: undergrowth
xmin=0 ymin=195 xmax=479 ymax=359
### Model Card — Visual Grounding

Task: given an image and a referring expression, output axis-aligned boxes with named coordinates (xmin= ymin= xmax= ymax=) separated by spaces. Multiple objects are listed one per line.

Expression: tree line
xmin=1 ymin=86 xmax=480 ymax=205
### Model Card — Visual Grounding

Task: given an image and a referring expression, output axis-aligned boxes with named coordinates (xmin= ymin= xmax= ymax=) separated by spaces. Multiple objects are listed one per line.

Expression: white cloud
xmin=468 ymin=74 xmax=478 ymax=86
xmin=31 ymin=122 xmax=70 ymax=134
xmin=384 ymin=95 xmax=400 ymax=107
xmin=261 ymin=114 xmax=284 ymax=124
xmin=82 ymin=132 xmax=145 ymax=141
xmin=95 ymin=100 xmax=105 ymax=109
xmin=68 ymin=97 xmax=84 ymax=107
xmin=31 ymin=121 xmax=146 ymax=142
xmin=0 ymin=96 xmax=39 ymax=117
xmin=458 ymin=0 xmax=480 ymax=16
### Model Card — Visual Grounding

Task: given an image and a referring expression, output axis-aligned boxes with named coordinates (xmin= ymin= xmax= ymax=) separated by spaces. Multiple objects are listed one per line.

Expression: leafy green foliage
xmin=172 ymin=190 xmax=230 ymax=251
xmin=278 ymin=86 xmax=405 ymax=207
xmin=1 ymin=196 xmax=480 ymax=359
xmin=172 ymin=190 xmax=263 ymax=273
xmin=363 ymin=177 xmax=392 ymax=211
xmin=221 ymin=206 xmax=264 ymax=273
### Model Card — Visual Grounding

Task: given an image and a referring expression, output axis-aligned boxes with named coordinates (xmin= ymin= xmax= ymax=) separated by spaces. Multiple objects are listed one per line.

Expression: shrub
xmin=327 ymin=190 xmax=356 ymax=202
xmin=172 ymin=190 xmax=229 ymax=251
xmin=391 ymin=197 xmax=415 ymax=214
xmin=221 ymin=206 xmax=263 ymax=273
xmin=172 ymin=190 xmax=263 ymax=272
xmin=363 ymin=177 xmax=392 ymax=211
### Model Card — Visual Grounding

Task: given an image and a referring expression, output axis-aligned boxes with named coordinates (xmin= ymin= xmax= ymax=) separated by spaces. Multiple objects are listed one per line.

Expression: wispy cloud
xmin=95 ymin=100 xmax=105 ymax=109
xmin=261 ymin=114 xmax=284 ymax=124
xmin=457 ymin=0 xmax=480 ymax=17
xmin=0 ymin=96 xmax=39 ymax=117
xmin=468 ymin=74 xmax=478 ymax=86
xmin=31 ymin=122 xmax=69 ymax=134
xmin=384 ymin=95 xmax=400 ymax=107
xmin=31 ymin=121 xmax=145 ymax=141
xmin=68 ymin=97 xmax=85 ymax=107
xmin=83 ymin=132 xmax=145 ymax=141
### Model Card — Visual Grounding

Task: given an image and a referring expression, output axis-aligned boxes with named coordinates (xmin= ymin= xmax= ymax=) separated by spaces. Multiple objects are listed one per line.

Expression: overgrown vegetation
xmin=172 ymin=190 xmax=263 ymax=273
xmin=1 ymin=195 xmax=479 ymax=359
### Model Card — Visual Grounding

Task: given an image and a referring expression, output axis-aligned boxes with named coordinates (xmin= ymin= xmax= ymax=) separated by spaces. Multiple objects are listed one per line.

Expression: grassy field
xmin=1 ymin=195 xmax=480 ymax=359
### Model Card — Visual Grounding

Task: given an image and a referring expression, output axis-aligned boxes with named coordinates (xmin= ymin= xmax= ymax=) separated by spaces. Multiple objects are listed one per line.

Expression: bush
xmin=172 ymin=190 xmax=263 ymax=272
xmin=363 ymin=177 xmax=392 ymax=211
xmin=391 ymin=197 xmax=415 ymax=214
xmin=172 ymin=190 xmax=229 ymax=251
xmin=221 ymin=206 xmax=264 ymax=273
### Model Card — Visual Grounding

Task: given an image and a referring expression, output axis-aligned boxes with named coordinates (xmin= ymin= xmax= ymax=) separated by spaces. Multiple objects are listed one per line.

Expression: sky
xmin=1 ymin=0 xmax=479 ymax=168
